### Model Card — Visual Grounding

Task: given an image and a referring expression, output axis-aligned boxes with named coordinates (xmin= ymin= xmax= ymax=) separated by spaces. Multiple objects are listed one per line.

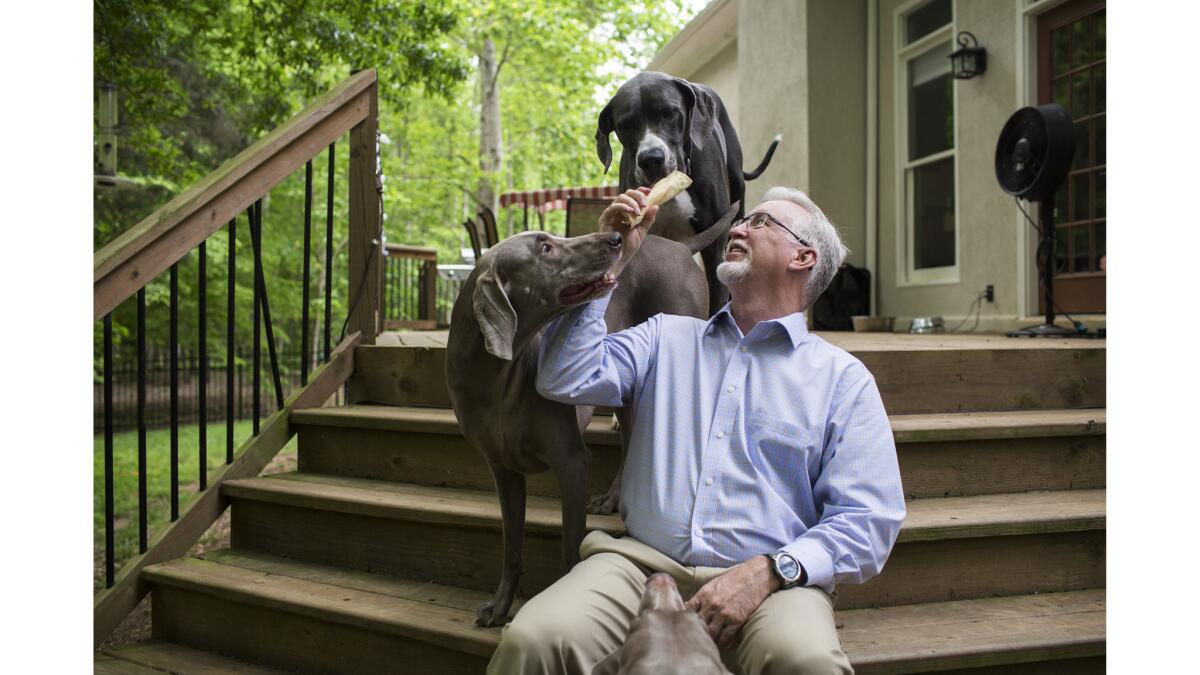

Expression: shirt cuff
xmin=781 ymin=537 xmax=835 ymax=592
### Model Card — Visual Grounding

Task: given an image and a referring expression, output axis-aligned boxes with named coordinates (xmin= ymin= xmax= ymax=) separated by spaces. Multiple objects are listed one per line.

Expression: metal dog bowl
xmin=851 ymin=316 xmax=895 ymax=332
xmin=909 ymin=316 xmax=945 ymax=334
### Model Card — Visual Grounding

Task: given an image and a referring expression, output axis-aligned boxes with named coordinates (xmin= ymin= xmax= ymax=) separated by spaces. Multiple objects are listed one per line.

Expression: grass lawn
xmin=93 ymin=419 xmax=297 ymax=590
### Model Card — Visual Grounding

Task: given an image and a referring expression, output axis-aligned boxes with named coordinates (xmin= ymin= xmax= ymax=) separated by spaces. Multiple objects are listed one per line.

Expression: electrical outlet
xmin=985 ymin=284 xmax=995 ymax=302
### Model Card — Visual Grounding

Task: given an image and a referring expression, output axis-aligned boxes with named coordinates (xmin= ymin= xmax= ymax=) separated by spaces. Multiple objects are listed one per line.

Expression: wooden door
xmin=1037 ymin=0 xmax=1106 ymax=313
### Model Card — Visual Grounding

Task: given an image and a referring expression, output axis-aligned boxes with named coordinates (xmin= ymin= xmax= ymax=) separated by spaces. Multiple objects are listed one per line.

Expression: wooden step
xmin=100 ymin=639 xmax=287 ymax=674
xmin=292 ymin=405 xmax=1106 ymax=499
xmin=145 ymin=550 xmax=1105 ymax=674
xmin=349 ymin=333 xmax=1105 ymax=413
xmin=224 ymin=473 xmax=1105 ymax=610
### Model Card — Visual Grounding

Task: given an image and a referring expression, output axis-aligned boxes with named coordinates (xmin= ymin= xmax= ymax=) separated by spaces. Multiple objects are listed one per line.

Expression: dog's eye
xmin=541 ymin=242 xmax=552 ymax=255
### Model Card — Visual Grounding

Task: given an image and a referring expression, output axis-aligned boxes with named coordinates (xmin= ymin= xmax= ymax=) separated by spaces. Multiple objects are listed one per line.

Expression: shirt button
xmin=715 ymin=431 xmax=724 ymax=439
xmin=695 ymin=528 xmax=703 ymax=537
xmin=726 ymin=385 xmax=735 ymax=393
xmin=740 ymin=346 xmax=748 ymax=353
xmin=705 ymin=477 xmax=714 ymax=486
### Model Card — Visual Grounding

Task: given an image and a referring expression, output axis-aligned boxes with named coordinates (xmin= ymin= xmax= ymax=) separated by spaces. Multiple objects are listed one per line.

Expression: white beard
xmin=717 ymin=252 xmax=752 ymax=286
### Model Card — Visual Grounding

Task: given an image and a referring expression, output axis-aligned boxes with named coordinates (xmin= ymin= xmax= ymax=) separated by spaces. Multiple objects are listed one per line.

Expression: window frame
xmin=894 ymin=0 xmax=960 ymax=287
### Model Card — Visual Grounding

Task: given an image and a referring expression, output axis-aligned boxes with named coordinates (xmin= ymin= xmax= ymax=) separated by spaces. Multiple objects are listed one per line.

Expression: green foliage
xmin=94 ymin=0 xmax=695 ymax=363
xmin=93 ymin=419 xmax=298 ymax=587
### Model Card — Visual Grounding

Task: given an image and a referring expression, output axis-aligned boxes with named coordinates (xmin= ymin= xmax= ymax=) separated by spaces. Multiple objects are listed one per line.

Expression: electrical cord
xmin=949 ymin=291 xmax=986 ymax=333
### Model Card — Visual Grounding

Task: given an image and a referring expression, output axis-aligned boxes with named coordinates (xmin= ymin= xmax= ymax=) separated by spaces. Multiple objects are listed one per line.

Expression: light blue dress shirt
xmin=536 ymin=292 xmax=906 ymax=592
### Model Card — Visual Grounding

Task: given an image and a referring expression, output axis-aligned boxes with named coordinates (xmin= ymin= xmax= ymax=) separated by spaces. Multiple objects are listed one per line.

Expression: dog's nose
xmin=606 ymin=231 xmax=623 ymax=248
xmin=637 ymin=147 xmax=665 ymax=174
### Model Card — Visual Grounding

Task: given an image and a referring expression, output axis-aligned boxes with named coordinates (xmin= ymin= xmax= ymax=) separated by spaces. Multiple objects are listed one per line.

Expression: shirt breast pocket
xmin=748 ymin=410 xmax=821 ymax=491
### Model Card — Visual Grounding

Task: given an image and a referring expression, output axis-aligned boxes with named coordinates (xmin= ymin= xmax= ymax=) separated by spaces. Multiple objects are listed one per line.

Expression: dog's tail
xmin=683 ymin=202 xmax=740 ymax=254
xmin=743 ymin=134 xmax=782 ymax=180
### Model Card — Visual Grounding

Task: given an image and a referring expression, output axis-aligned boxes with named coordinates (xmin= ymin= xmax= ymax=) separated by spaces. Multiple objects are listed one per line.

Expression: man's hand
xmin=598 ymin=187 xmax=658 ymax=276
xmin=685 ymin=555 xmax=780 ymax=647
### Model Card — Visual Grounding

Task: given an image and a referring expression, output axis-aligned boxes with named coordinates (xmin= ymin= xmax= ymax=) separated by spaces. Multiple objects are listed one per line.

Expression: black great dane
xmin=595 ymin=71 xmax=780 ymax=315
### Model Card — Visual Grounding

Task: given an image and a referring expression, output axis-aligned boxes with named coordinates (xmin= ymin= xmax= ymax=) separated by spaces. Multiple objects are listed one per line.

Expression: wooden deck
xmin=378 ymin=329 xmax=1105 ymax=351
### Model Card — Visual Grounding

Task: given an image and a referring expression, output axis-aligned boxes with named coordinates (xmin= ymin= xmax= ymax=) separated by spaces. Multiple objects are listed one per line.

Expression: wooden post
xmin=347 ymin=69 xmax=381 ymax=345
xmin=421 ymin=260 xmax=438 ymax=322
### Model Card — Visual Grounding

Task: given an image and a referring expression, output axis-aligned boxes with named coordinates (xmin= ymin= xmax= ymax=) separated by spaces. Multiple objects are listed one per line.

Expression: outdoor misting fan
xmin=995 ymin=103 xmax=1077 ymax=337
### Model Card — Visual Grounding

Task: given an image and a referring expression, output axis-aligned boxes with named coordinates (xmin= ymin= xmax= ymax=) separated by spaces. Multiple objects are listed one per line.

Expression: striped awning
xmin=499 ymin=185 xmax=618 ymax=213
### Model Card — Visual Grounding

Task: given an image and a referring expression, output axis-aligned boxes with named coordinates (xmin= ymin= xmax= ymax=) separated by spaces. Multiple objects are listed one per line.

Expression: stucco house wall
xmin=647 ymin=0 xmax=1104 ymax=330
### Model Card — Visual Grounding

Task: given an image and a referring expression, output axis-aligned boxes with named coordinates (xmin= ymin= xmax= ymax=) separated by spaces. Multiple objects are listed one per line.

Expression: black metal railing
xmin=93 ymin=346 xmax=315 ymax=433
xmin=98 ymin=164 xmax=341 ymax=580
xmin=93 ymin=68 xmax=379 ymax=648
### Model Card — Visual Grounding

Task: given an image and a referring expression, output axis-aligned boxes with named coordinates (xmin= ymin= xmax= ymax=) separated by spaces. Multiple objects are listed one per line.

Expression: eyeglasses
xmin=733 ymin=211 xmax=811 ymax=247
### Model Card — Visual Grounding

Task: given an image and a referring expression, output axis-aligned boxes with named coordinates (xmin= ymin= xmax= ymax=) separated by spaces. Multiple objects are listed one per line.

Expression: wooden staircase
xmin=100 ymin=332 xmax=1106 ymax=674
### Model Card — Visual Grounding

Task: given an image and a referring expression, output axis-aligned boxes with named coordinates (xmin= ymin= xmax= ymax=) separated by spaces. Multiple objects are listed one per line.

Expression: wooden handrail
xmin=93 ymin=332 xmax=361 ymax=648
xmin=93 ymin=69 xmax=377 ymax=321
xmin=386 ymin=243 xmax=438 ymax=262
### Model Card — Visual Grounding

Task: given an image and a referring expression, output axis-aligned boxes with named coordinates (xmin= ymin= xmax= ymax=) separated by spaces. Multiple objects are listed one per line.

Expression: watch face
xmin=777 ymin=554 xmax=800 ymax=581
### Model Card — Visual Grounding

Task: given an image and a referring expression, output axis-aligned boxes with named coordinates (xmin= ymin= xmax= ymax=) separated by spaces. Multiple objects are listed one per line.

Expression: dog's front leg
xmin=701 ymin=241 xmax=730 ymax=316
xmin=477 ymin=462 xmax=526 ymax=627
xmin=589 ymin=407 xmax=631 ymax=515
xmin=555 ymin=444 xmax=591 ymax=570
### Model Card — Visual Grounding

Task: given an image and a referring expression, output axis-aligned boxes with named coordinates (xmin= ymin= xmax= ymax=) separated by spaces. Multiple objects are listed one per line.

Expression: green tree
xmin=94 ymin=0 xmax=697 ymax=371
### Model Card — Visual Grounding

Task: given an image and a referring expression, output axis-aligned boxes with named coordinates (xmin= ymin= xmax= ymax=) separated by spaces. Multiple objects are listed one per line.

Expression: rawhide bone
xmin=626 ymin=171 xmax=693 ymax=227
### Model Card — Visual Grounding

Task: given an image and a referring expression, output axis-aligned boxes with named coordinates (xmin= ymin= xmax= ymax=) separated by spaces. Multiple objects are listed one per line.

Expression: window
xmin=897 ymin=0 xmax=956 ymax=284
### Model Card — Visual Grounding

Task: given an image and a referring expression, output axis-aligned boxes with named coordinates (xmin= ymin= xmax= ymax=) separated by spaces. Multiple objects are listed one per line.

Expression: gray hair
xmin=761 ymin=186 xmax=849 ymax=308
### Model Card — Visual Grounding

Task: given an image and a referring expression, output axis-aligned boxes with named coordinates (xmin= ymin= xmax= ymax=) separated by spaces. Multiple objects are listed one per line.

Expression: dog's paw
xmin=587 ymin=492 xmax=620 ymax=515
xmin=475 ymin=601 xmax=513 ymax=628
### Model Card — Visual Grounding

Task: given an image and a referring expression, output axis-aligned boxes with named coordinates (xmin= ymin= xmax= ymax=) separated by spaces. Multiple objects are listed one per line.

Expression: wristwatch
xmin=765 ymin=550 xmax=806 ymax=589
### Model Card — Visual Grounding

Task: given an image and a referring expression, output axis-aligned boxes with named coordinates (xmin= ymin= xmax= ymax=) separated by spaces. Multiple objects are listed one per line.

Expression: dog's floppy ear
xmin=672 ymin=77 xmax=718 ymax=154
xmin=472 ymin=267 xmax=517 ymax=360
xmin=595 ymin=99 xmax=614 ymax=174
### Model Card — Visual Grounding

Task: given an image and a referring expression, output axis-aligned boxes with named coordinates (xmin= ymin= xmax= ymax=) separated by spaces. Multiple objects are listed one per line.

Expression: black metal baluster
xmin=227 ymin=218 xmax=236 ymax=463
xmin=170 ymin=263 xmax=179 ymax=521
xmin=104 ymin=314 xmax=115 ymax=587
xmin=302 ymin=160 xmax=313 ymax=386
xmin=325 ymin=142 xmax=335 ymax=361
xmin=252 ymin=202 xmax=261 ymax=434
xmin=198 ymin=241 xmax=208 ymax=491
xmin=250 ymin=201 xmax=285 ymax=409
xmin=137 ymin=288 xmax=148 ymax=554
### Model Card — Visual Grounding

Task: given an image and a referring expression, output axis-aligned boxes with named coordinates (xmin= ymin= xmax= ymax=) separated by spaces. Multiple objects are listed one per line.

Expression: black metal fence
xmin=94 ymin=346 xmax=311 ymax=433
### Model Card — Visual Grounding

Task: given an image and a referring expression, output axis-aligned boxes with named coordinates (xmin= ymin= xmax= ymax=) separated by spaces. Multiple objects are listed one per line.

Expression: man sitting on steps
xmin=488 ymin=186 xmax=907 ymax=675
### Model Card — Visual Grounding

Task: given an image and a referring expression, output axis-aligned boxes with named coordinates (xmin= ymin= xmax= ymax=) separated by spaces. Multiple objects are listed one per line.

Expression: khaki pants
xmin=487 ymin=531 xmax=853 ymax=675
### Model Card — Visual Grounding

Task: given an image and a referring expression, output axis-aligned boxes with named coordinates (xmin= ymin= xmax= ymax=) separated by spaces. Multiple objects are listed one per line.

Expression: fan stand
xmin=1008 ymin=196 xmax=1077 ymax=338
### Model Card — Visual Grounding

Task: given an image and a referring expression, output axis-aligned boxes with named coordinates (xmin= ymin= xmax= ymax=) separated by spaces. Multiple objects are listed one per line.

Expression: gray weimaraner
xmin=596 ymin=71 xmax=779 ymax=315
xmin=592 ymin=573 xmax=733 ymax=675
xmin=447 ymin=207 xmax=738 ymax=627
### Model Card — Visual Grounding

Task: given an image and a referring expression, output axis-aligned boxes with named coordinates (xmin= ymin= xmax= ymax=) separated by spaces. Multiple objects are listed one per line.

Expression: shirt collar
xmin=704 ymin=303 xmax=810 ymax=349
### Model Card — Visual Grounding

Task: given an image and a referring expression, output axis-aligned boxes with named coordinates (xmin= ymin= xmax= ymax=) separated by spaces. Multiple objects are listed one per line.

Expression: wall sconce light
xmin=949 ymin=31 xmax=987 ymax=79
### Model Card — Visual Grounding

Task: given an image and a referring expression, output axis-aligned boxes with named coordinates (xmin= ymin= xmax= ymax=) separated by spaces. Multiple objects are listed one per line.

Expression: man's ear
xmin=672 ymin=78 xmax=718 ymax=153
xmin=791 ymin=245 xmax=818 ymax=272
xmin=472 ymin=267 xmax=517 ymax=360
xmin=595 ymin=99 xmax=614 ymax=174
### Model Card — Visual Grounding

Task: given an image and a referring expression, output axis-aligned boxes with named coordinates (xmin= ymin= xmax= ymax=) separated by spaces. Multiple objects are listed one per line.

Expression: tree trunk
xmin=477 ymin=37 xmax=502 ymax=220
